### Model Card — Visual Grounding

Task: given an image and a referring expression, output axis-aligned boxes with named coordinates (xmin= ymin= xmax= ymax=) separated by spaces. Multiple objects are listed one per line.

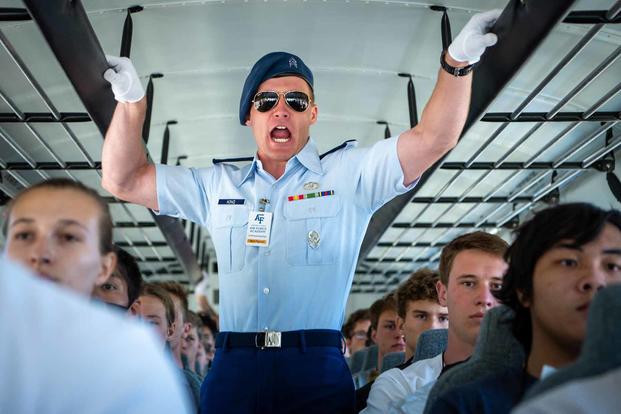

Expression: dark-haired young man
xmin=132 ymin=283 xmax=176 ymax=345
xmin=369 ymin=294 xmax=406 ymax=375
xmin=343 ymin=308 xmax=372 ymax=357
xmin=156 ymin=282 xmax=202 ymax=413
xmin=396 ymin=268 xmax=448 ymax=362
xmin=362 ymin=232 xmax=507 ymax=414
xmin=427 ymin=203 xmax=621 ymax=414
xmin=93 ymin=246 xmax=143 ymax=309
xmin=157 ymin=281 xmax=191 ymax=367
xmin=355 ymin=269 xmax=447 ymax=412
xmin=3 ymin=178 xmax=117 ymax=297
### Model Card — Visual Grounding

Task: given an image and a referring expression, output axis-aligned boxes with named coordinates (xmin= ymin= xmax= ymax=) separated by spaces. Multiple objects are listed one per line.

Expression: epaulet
xmin=319 ymin=139 xmax=357 ymax=160
xmin=212 ymin=156 xmax=254 ymax=165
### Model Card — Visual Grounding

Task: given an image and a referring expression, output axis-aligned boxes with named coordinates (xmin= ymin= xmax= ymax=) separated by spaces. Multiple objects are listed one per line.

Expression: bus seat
xmin=423 ymin=305 xmax=525 ymax=414
xmin=381 ymin=351 xmax=405 ymax=372
xmin=413 ymin=329 xmax=448 ymax=363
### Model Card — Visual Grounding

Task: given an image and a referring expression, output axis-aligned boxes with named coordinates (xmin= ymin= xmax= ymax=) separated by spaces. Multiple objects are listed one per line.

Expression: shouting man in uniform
xmin=101 ymin=10 xmax=501 ymax=414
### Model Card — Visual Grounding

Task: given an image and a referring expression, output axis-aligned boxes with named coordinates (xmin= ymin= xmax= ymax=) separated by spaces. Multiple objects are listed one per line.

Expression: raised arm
xmin=101 ymin=56 xmax=158 ymax=210
xmin=397 ymin=9 xmax=501 ymax=186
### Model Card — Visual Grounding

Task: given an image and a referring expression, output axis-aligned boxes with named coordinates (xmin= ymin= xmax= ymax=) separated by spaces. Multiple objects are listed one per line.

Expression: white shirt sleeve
xmin=362 ymin=368 xmax=411 ymax=414
xmin=363 ymin=354 xmax=444 ymax=414
xmin=0 ymin=258 xmax=192 ymax=414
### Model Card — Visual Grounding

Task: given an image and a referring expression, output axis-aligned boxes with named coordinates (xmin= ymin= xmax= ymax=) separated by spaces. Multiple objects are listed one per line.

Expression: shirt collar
xmin=294 ymin=137 xmax=323 ymax=176
xmin=238 ymin=137 xmax=323 ymax=186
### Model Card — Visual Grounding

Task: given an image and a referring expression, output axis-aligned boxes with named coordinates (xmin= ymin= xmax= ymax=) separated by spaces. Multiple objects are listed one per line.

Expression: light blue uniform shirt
xmin=156 ymin=136 xmax=416 ymax=332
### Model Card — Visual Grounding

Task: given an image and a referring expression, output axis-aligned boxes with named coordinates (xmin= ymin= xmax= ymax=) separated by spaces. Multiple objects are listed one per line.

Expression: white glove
xmin=103 ymin=55 xmax=145 ymax=103
xmin=448 ymin=9 xmax=502 ymax=64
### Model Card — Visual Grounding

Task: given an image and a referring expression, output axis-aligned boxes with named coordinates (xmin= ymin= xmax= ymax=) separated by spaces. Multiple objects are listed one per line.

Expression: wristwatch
xmin=440 ymin=50 xmax=474 ymax=77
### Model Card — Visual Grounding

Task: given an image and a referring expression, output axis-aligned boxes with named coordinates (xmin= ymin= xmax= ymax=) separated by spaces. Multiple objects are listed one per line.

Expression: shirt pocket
xmin=211 ymin=206 xmax=249 ymax=273
xmin=283 ymin=196 xmax=342 ymax=266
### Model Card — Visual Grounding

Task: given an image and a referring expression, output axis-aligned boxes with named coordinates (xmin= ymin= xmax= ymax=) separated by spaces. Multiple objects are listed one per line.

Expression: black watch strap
xmin=440 ymin=50 xmax=474 ymax=77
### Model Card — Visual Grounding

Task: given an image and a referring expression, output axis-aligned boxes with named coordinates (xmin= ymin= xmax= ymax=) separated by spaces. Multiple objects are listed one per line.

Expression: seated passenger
xmin=397 ymin=268 xmax=448 ymax=363
xmin=181 ymin=311 xmax=203 ymax=375
xmin=199 ymin=311 xmax=218 ymax=368
xmin=131 ymin=283 xmax=176 ymax=344
xmin=362 ymin=231 xmax=508 ymax=414
xmin=355 ymin=269 xmax=448 ymax=411
xmin=156 ymin=281 xmax=201 ymax=413
xmin=156 ymin=281 xmax=190 ymax=368
xmin=0 ymin=257 xmax=192 ymax=413
xmin=427 ymin=203 xmax=621 ymax=414
xmin=369 ymin=293 xmax=406 ymax=376
xmin=343 ymin=308 xmax=372 ymax=358
xmin=3 ymin=178 xmax=116 ymax=297
xmin=195 ymin=342 xmax=209 ymax=379
xmin=92 ymin=245 xmax=143 ymax=310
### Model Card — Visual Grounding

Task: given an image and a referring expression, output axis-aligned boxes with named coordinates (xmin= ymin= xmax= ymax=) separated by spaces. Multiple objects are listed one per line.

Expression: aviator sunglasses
xmin=252 ymin=90 xmax=312 ymax=113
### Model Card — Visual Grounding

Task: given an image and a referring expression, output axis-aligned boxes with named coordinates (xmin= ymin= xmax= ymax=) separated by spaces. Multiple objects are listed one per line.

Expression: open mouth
xmin=270 ymin=125 xmax=291 ymax=143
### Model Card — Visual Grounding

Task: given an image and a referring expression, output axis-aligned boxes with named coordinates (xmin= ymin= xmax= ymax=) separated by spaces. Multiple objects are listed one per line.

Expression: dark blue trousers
xmin=199 ymin=335 xmax=355 ymax=414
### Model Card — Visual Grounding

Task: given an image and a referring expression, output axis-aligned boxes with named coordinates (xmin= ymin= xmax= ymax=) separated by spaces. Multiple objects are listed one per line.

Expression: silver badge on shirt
xmin=303 ymin=182 xmax=320 ymax=191
xmin=307 ymin=230 xmax=321 ymax=249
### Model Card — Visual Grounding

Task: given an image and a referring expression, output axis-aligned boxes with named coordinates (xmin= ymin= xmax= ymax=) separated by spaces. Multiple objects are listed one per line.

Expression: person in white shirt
xmin=362 ymin=231 xmax=508 ymax=414
xmin=0 ymin=257 xmax=192 ymax=414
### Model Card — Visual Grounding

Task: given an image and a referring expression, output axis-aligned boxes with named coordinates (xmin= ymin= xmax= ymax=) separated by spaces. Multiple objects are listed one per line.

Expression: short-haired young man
xmin=155 ymin=281 xmax=201 ymax=412
xmin=369 ymin=294 xmax=406 ymax=375
xmin=362 ymin=231 xmax=508 ymax=414
xmin=343 ymin=308 xmax=372 ymax=357
xmin=3 ymin=178 xmax=117 ymax=297
xmin=199 ymin=311 xmax=218 ymax=360
xmin=132 ymin=283 xmax=176 ymax=344
xmin=182 ymin=311 xmax=203 ymax=375
xmin=93 ymin=246 xmax=143 ymax=310
xmin=156 ymin=281 xmax=190 ymax=367
xmin=396 ymin=268 xmax=448 ymax=362
xmin=427 ymin=203 xmax=621 ymax=414
xmin=355 ymin=269 xmax=447 ymax=412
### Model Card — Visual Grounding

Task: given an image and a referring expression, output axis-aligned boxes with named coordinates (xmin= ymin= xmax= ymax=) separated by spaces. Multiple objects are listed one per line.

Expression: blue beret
xmin=239 ymin=51 xmax=314 ymax=125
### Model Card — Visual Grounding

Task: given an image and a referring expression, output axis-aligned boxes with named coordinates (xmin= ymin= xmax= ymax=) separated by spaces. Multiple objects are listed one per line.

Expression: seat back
xmin=522 ymin=284 xmax=621 ymax=402
xmin=349 ymin=347 xmax=368 ymax=375
xmin=423 ymin=305 xmax=525 ymax=414
xmin=413 ymin=329 xmax=448 ymax=363
xmin=352 ymin=345 xmax=380 ymax=388
xmin=381 ymin=351 xmax=405 ymax=372
xmin=362 ymin=344 xmax=378 ymax=371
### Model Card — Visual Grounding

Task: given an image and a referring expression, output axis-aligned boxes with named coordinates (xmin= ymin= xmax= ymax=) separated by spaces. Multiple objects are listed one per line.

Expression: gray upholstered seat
xmin=423 ymin=305 xmax=525 ymax=414
xmin=520 ymin=284 xmax=621 ymax=403
xmin=381 ymin=351 xmax=405 ymax=372
xmin=352 ymin=345 xmax=379 ymax=388
xmin=349 ymin=347 xmax=367 ymax=375
xmin=413 ymin=329 xmax=448 ymax=363
xmin=362 ymin=344 xmax=378 ymax=372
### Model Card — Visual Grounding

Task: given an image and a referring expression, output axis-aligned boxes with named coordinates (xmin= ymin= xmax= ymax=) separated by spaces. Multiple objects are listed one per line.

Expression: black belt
xmin=216 ymin=329 xmax=344 ymax=350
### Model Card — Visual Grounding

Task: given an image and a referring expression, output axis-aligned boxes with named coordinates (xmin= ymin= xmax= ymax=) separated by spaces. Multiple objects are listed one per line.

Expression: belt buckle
xmin=256 ymin=331 xmax=282 ymax=349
